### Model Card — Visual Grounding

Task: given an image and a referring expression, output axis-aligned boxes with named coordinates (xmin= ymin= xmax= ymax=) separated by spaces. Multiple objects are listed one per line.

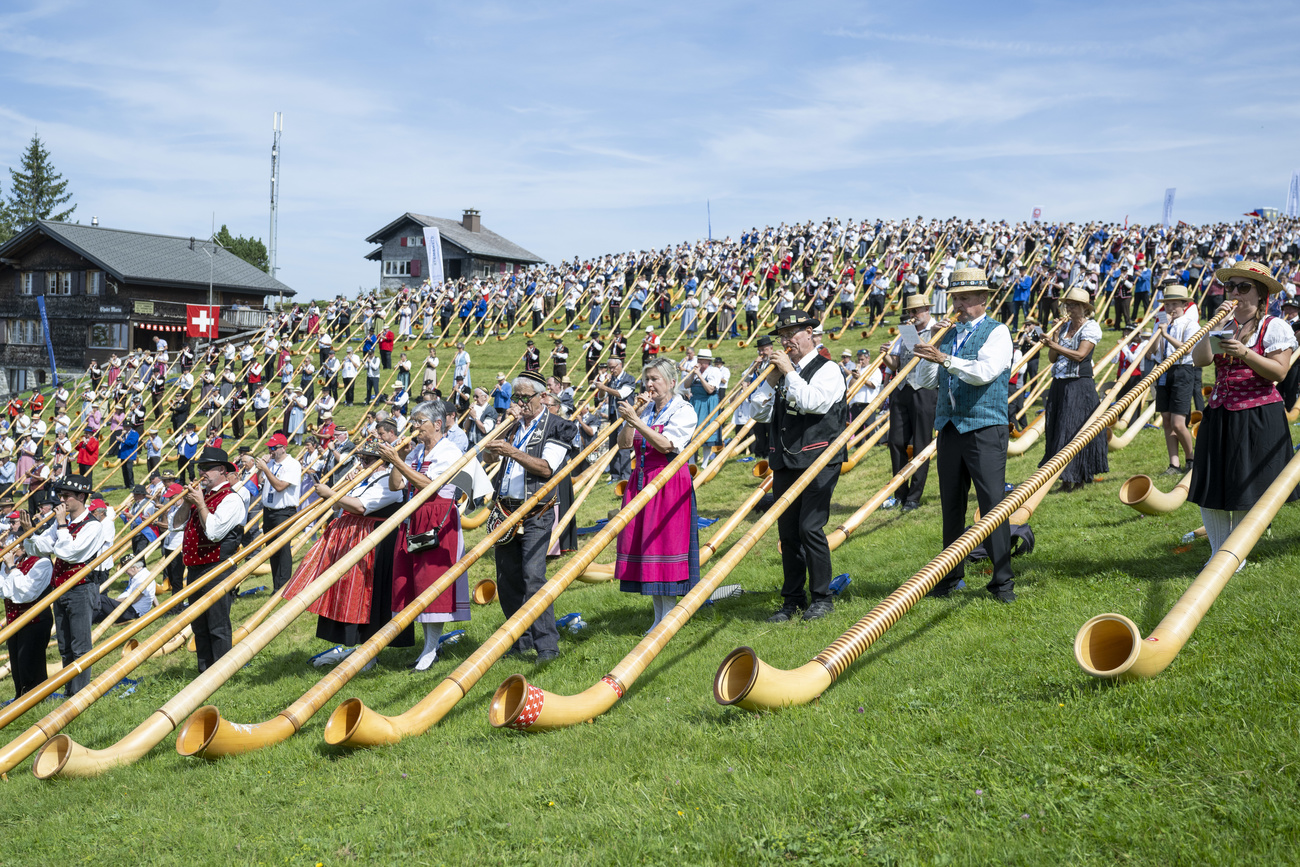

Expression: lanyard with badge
xmin=501 ymin=414 xmax=544 ymax=494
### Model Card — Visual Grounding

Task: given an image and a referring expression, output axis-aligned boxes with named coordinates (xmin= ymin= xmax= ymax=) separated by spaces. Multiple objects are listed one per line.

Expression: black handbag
xmin=405 ymin=499 xmax=455 ymax=554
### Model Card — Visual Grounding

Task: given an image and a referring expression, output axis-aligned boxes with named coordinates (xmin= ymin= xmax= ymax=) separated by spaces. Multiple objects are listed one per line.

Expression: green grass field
xmin=2 ymin=320 xmax=1298 ymax=866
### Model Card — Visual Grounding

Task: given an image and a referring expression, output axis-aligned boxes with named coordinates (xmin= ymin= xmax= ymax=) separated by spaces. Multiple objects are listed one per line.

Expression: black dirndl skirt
xmin=315 ymin=503 xmax=415 ymax=648
xmin=1189 ymin=402 xmax=1299 ymax=511
xmin=1039 ymin=376 xmax=1109 ymax=485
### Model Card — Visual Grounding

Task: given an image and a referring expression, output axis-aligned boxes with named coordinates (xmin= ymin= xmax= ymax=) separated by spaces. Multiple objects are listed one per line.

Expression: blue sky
xmin=1 ymin=1 xmax=1297 ymax=300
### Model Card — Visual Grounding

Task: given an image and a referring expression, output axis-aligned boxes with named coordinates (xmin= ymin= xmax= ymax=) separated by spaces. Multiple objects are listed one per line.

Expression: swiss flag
xmin=187 ymin=305 xmax=220 ymax=338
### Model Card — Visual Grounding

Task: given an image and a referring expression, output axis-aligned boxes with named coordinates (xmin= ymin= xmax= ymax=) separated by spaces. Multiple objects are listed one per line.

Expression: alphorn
xmin=712 ymin=302 xmax=1234 ymax=711
xmin=174 ymin=417 xmax=623 ymax=759
xmin=1076 ymin=445 xmax=1300 ymax=679
xmin=1118 ymin=469 xmax=1192 ymax=516
xmin=319 ymin=368 xmax=770 ymax=750
xmin=487 ymin=329 xmax=949 ymax=731
xmin=26 ymin=427 xmax=503 ymax=778
xmin=1107 ymin=400 xmax=1158 ymax=450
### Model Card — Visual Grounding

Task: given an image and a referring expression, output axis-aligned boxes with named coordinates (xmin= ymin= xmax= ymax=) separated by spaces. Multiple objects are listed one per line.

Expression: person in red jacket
xmin=7 ymin=397 xmax=24 ymax=419
xmin=29 ymin=391 xmax=44 ymax=415
xmin=75 ymin=434 xmax=99 ymax=485
xmin=379 ymin=329 xmax=395 ymax=369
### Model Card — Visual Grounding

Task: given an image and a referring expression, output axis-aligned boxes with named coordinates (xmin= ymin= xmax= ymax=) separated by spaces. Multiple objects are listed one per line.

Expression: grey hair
xmin=511 ymin=376 xmax=542 ymax=396
xmin=642 ymin=357 xmax=679 ymax=388
xmin=411 ymin=400 xmax=447 ymax=428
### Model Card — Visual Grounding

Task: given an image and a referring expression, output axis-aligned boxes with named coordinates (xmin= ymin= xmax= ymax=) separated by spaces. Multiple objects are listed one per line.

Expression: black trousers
xmin=934 ymin=422 xmax=1014 ymax=595
xmin=165 ymin=546 xmax=186 ymax=592
xmin=608 ymin=432 xmax=631 ymax=481
xmin=887 ymin=385 xmax=937 ymax=507
xmin=7 ymin=605 xmax=53 ymax=699
xmin=232 ymin=411 xmax=245 ymax=438
xmin=366 ymin=377 xmax=380 ymax=403
xmin=121 ymin=458 xmax=135 ymax=490
xmin=381 ymin=349 xmax=392 ymax=369
xmin=147 ymin=455 xmax=161 ymax=473
xmin=344 ymin=377 xmax=356 ymax=405
xmin=256 ymin=408 xmax=269 ymax=437
xmin=494 ymin=510 xmax=559 ymax=654
xmin=185 ymin=560 xmax=234 ymax=672
xmin=262 ymin=506 xmax=297 ymax=591
xmin=772 ymin=463 xmax=840 ymax=608
xmin=53 ymin=581 xmax=95 ymax=695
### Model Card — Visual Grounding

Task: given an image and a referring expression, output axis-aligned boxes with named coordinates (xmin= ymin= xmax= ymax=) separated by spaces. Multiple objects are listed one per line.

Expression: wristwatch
xmin=942 ymin=356 xmax=954 ymax=370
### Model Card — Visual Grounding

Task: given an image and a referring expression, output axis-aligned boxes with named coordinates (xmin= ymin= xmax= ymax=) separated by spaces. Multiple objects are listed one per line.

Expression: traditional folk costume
xmin=1 ymin=554 xmax=53 ymax=699
xmin=616 ymin=397 xmax=700 ymax=626
xmin=24 ymin=475 xmax=102 ymax=695
xmin=281 ymin=460 xmax=414 ymax=650
xmin=1040 ymin=316 xmax=1108 ymax=486
xmin=179 ymin=448 xmax=247 ymax=672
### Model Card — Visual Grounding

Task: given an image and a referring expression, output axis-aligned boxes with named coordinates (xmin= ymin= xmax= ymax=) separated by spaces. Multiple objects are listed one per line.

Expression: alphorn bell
xmin=1077 ymin=446 xmax=1300 ymax=679
xmin=1118 ymin=469 xmax=1192 ymax=515
xmin=712 ymin=303 xmax=1234 ymax=711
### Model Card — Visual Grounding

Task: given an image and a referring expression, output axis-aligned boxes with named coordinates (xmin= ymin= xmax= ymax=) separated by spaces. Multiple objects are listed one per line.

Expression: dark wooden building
xmin=365 ymin=209 xmax=545 ymax=292
xmin=0 ymin=220 xmax=294 ymax=395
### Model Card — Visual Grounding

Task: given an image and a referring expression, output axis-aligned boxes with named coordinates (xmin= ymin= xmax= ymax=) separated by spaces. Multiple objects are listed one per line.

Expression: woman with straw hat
xmin=1188 ymin=260 xmax=1298 ymax=559
xmin=1039 ymin=286 xmax=1108 ymax=492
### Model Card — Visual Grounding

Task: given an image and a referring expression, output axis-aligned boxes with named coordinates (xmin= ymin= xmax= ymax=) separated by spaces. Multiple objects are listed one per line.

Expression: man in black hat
xmin=21 ymin=474 xmax=102 ymax=694
xmin=481 ymin=370 xmax=576 ymax=662
xmin=523 ymin=340 xmax=541 ymax=374
xmin=740 ymin=309 xmax=848 ymax=621
xmin=175 ymin=446 xmax=248 ymax=671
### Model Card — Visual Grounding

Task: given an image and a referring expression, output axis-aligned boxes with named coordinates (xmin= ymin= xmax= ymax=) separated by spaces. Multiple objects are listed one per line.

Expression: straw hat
xmin=1161 ymin=284 xmax=1192 ymax=302
xmin=948 ymin=268 xmax=989 ymax=294
xmin=1061 ymin=286 xmax=1093 ymax=306
xmin=902 ymin=294 xmax=932 ymax=311
xmin=1215 ymin=259 xmax=1283 ymax=296
xmin=696 ymin=348 xmax=714 ymax=360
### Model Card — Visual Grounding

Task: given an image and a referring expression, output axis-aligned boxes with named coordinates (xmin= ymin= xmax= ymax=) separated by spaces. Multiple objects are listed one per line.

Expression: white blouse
xmin=1052 ymin=319 xmax=1103 ymax=379
xmin=639 ymin=398 xmax=698 ymax=453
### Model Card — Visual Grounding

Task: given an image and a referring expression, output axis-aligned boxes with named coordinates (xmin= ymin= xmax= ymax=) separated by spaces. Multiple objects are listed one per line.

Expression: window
xmin=6 ymin=320 xmax=40 ymax=345
xmin=85 ymin=270 xmax=103 ymax=296
xmin=19 ymin=273 xmax=35 ymax=295
xmin=383 ymin=260 xmax=411 ymax=277
xmin=45 ymin=272 xmax=72 ymax=295
xmin=7 ymin=369 xmax=26 ymax=394
xmin=88 ymin=323 xmax=128 ymax=349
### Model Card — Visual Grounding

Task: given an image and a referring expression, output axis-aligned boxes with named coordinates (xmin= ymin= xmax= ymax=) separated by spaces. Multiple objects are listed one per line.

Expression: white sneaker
xmin=312 ymin=646 xmax=354 ymax=667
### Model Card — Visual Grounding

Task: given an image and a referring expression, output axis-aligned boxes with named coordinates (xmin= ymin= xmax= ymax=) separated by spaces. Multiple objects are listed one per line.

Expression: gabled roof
xmin=365 ymin=213 xmax=545 ymax=264
xmin=0 ymin=220 xmax=295 ymax=297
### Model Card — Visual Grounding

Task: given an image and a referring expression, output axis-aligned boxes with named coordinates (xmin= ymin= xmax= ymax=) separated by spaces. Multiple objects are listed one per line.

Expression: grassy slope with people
xmin=2 ymin=321 xmax=1297 ymax=865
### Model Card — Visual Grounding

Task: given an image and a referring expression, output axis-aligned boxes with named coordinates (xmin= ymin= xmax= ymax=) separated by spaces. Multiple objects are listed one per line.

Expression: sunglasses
xmin=1223 ymin=280 xmax=1258 ymax=293
xmin=512 ymin=392 xmax=539 ymax=404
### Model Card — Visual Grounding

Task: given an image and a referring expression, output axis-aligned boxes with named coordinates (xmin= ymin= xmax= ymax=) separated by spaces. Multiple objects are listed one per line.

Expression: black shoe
xmin=901 ymin=503 xmax=920 ymax=513
xmin=988 ymin=587 xmax=1017 ymax=603
xmin=801 ymin=600 xmax=834 ymax=621
xmin=925 ymin=582 xmax=956 ymax=599
xmin=535 ymin=650 xmax=560 ymax=664
xmin=766 ymin=605 xmax=800 ymax=623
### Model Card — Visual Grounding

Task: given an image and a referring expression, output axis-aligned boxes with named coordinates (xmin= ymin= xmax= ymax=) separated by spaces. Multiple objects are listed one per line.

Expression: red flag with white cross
xmin=186 ymin=305 xmax=220 ymax=338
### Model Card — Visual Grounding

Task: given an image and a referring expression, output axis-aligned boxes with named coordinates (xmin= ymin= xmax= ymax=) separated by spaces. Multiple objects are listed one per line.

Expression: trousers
xmin=494 ymin=511 xmax=559 ymax=654
xmin=887 ymin=384 xmax=937 ymax=507
xmin=186 ymin=560 xmax=234 ymax=672
xmin=7 ymin=605 xmax=53 ymax=698
xmin=772 ymin=463 xmax=840 ymax=608
xmin=53 ymin=582 xmax=94 ymax=695
xmin=262 ymin=506 xmax=298 ymax=590
xmin=935 ymin=422 xmax=1014 ymax=595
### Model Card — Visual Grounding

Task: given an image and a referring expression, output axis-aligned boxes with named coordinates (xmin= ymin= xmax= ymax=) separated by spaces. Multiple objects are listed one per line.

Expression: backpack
xmin=965 ymin=523 xmax=1035 ymax=562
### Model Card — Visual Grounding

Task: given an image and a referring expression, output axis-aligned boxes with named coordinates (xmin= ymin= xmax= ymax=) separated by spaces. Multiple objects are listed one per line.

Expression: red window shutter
xmin=400 ymin=237 xmax=407 ymax=247
xmin=411 ymin=259 xmax=421 ymax=277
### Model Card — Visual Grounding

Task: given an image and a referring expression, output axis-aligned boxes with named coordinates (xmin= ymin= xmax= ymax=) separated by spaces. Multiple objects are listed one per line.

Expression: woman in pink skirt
xmin=615 ymin=357 xmax=699 ymax=631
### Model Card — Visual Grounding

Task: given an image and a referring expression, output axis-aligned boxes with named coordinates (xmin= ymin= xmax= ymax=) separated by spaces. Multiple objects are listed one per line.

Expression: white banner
xmin=1162 ymin=188 xmax=1176 ymax=228
xmin=422 ymin=226 xmax=445 ymax=286
xmin=1287 ymin=171 xmax=1299 ymax=219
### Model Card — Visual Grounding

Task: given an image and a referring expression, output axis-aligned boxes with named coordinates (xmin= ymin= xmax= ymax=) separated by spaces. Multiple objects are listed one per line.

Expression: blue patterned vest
xmin=935 ymin=317 xmax=1010 ymax=433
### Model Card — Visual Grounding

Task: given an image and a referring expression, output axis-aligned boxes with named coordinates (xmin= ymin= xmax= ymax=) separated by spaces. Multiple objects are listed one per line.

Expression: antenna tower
xmin=269 ymin=111 xmax=283 ymax=307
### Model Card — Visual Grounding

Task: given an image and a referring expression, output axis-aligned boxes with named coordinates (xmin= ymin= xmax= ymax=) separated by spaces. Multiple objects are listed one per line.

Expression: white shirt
xmin=25 ymin=512 xmax=102 ymax=564
xmin=638 ymin=398 xmax=698 ymax=453
xmin=407 ymin=437 xmax=464 ymax=499
xmin=890 ymin=321 xmax=939 ymax=390
xmin=261 ymin=455 xmax=303 ymax=509
xmin=163 ymin=502 xmax=186 ymax=550
xmin=851 ymin=365 xmax=884 ymax=406
xmin=193 ymin=482 xmax=247 ymax=541
xmin=0 ymin=556 xmax=52 ymax=603
xmin=501 ymin=417 xmax=568 ymax=499
xmin=746 ymin=348 xmax=847 ymax=423
xmin=355 ymin=465 xmax=404 ymax=514
xmin=123 ymin=567 xmax=156 ymax=618
xmin=1051 ymin=319 xmax=1103 ymax=379
xmin=946 ymin=315 xmax=1014 ymax=386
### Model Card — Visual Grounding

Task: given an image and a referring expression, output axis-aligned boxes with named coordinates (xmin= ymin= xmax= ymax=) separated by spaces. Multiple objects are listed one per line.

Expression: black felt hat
xmin=768 ymin=308 xmax=819 ymax=336
xmin=53 ymin=474 xmax=93 ymax=495
xmin=195 ymin=445 xmax=236 ymax=472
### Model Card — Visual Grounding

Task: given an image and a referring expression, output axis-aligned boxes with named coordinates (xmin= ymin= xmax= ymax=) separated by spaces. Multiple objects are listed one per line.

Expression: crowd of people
xmin=5 ymin=210 xmax=1300 ymax=700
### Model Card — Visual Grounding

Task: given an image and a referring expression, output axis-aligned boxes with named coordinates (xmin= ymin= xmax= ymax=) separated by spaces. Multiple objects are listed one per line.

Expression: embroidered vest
xmin=5 ymin=556 xmax=50 ymax=624
xmin=181 ymin=486 xmax=239 ymax=566
xmin=51 ymin=515 xmax=98 ymax=589
xmin=768 ymin=354 xmax=849 ymax=471
xmin=935 ymin=318 xmax=1011 ymax=434
xmin=1209 ymin=316 xmax=1284 ymax=411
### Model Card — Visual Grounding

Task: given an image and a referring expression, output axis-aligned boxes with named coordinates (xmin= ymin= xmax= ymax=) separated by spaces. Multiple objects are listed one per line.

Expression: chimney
xmin=462 ymin=208 xmax=481 ymax=233
xmin=92 ymin=216 xmax=99 ymax=227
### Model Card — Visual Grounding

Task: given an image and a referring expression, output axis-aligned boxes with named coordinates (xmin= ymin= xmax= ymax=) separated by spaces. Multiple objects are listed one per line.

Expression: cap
xmin=266 ymin=433 xmax=289 ymax=449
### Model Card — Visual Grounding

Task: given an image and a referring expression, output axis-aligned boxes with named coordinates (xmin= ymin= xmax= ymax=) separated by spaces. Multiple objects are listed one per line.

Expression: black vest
xmin=498 ymin=410 xmax=578 ymax=500
xmin=768 ymin=354 xmax=849 ymax=471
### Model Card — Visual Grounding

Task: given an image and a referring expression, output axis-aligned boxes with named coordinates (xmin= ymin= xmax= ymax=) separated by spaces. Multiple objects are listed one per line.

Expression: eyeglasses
xmin=1223 ymin=280 xmax=1258 ymax=294
xmin=512 ymin=392 xmax=539 ymax=404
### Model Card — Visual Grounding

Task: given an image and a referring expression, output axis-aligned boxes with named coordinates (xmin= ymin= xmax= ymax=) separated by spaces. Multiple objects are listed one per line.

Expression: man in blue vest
xmin=912 ymin=268 xmax=1016 ymax=602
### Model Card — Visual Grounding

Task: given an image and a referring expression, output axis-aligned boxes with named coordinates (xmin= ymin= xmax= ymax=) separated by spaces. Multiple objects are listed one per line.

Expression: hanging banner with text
xmin=186 ymin=304 xmax=221 ymax=338
xmin=35 ymin=295 xmax=59 ymax=386
xmin=1287 ymin=171 xmax=1299 ymax=219
xmin=1162 ymin=188 xmax=1176 ymax=228
xmin=422 ymin=227 xmax=445 ymax=286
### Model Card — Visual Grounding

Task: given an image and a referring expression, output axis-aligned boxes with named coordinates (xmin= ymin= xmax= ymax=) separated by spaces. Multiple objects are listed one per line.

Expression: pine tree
xmin=6 ymin=133 xmax=76 ymax=230
xmin=214 ymin=224 xmax=270 ymax=273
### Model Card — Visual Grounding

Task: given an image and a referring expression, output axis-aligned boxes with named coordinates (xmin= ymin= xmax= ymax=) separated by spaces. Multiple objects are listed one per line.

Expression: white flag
xmin=422 ymin=227 xmax=445 ymax=286
xmin=1287 ymin=171 xmax=1299 ymax=219
xmin=1162 ymin=188 xmax=1176 ymax=228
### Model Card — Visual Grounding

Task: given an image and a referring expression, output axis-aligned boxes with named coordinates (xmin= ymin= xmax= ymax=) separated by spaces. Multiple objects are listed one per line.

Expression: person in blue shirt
xmin=362 ymin=332 xmax=378 ymax=355
xmin=1012 ymin=272 xmax=1034 ymax=329
xmin=118 ymin=425 xmax=141 ymax=489
xmin=474 ymin=296 xmax=489 ymax=336
xmin=492 ymin=374 xmax=512 ymax=413
xmin=1134 ymin=266 xmax=1152 ymax=319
